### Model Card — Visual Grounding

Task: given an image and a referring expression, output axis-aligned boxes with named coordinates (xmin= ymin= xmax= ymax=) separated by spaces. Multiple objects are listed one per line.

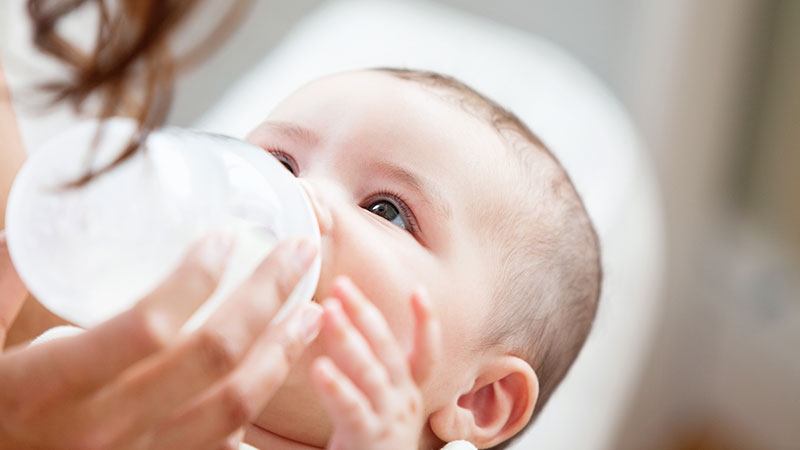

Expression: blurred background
xmin=3 ymin=0 xmax=799 ymax=449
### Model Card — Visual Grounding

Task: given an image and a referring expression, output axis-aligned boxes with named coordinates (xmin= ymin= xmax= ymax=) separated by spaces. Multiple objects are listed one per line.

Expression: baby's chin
xmin=249 ymin=337 xmax=333 ymax=447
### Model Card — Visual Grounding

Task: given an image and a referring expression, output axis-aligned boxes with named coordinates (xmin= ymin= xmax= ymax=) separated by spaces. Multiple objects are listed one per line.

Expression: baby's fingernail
xmin=197 ymin=234 xmax=234 ymax=274
xmin=323 ymin=297 xmax=343 ymax=316
xmin=316 ymin=357 xmax=336 ymax=383
xmin=292 ymin=239 xmax=317 ymax=275
xmin=415 ymin=285 xmax=431 ymax=306
xmin=336 ymin=275 xmax=356 ymax=292
xmin=0 ymin=230 xmax=6 ymax=246
xmin=298 ymin=303 xmax=323 ymax=344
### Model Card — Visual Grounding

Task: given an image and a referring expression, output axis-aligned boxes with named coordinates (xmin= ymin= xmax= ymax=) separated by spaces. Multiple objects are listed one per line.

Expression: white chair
xmin=194 ymin=1 xmax=665 ymax=449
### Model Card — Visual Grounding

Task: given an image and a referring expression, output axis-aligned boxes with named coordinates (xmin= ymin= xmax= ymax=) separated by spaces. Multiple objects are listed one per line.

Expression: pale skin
xmin=1 ymin=57 xmax=445 ymax=450
xmin=1 ymin=68 xmax=540 ymax=449
xmin=241 ymin=71 xmax=539 ymax=449
xmin=0 ymin=229 xmax=324 ymax=449
xmin=0 ymin=230 xmax=441 ymax=450
xmin=1 ymin=58 xmax=440 ymax=449
xmin=313 ymin=277 xmax=441 ymax=450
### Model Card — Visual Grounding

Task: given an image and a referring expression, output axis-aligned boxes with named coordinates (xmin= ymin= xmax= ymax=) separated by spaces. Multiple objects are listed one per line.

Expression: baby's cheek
xmin=421 ymin=337 xmax=473 ymax=413
xmin=334 ymin=239 xmax=420 ymax=336
xmin=423 ymin=277 xmax=490 ymax=405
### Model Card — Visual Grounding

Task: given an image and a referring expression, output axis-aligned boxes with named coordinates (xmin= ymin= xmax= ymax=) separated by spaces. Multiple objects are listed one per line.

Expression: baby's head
xmin=244 ymin=69 xmax=601 ymax=449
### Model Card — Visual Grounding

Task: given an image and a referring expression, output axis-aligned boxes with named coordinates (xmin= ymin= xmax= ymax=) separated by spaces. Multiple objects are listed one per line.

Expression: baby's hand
xmin=311 ymin=277 xmax=441 ymax=450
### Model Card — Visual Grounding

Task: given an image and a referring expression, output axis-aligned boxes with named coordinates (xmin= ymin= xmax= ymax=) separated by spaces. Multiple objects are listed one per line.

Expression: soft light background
xmin=2 ymin=1 xmax=799 ymax=449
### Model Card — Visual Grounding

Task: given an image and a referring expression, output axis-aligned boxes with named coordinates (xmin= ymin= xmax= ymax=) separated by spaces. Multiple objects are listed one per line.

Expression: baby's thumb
xmin=0 ymin=231 xmax=28 ymax=348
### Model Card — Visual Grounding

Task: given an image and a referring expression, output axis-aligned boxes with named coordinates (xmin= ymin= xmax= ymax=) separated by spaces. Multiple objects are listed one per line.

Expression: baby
xmin=239 ymin=68 xmax=601 ymax=450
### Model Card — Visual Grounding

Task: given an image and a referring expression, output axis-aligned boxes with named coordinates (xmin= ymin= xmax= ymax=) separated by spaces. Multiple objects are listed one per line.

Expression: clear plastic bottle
xmin=5 ymin=118 xmax=321 ymax=329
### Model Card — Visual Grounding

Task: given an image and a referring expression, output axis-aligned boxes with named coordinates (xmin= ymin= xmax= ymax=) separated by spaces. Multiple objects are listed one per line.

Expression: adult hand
xmin=0 ymin=233 xmax=322 ymax=450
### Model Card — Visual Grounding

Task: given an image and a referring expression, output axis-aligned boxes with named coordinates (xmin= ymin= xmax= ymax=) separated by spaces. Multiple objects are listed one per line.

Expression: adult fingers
xmin=408 ymin=287 xmax=441 ymax=384
xmin=331 ymin=277 xmax=409 ymax=386
xmin=99 ymin=239 xmax=316 ymax=440
xmin=199 ymin=237 xmax=316 ymax=353
xmin=24 ymin=234 xmax=233 ymax=392
xmin=151 ymin=301 xmax=322 ymax=449
xmin=0 ymin=230 xmax=27 ymax=348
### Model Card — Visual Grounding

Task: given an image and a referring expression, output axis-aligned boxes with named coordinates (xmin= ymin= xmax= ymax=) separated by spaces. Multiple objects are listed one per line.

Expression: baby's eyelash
xmin=264 ymin=148 xmax=298 ymax=175
xmin=364 ymin=189 xmax=420 ymax=236
xmin=252 ymin=146 xmax=421 ymax=237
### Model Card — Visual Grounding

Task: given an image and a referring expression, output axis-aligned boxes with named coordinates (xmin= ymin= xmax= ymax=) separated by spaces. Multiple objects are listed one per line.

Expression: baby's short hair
xmin=376 ymin=68 xmax=602 ymax=447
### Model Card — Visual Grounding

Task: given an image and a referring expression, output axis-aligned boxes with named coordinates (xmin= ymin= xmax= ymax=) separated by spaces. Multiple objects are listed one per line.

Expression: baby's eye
xmin=363 ymin=192 xmax=420 ymax=235
xmin=268 ymin=150 xmax=298 ymax=176
xmin=367 ymin=198 xmax=409 ymax=231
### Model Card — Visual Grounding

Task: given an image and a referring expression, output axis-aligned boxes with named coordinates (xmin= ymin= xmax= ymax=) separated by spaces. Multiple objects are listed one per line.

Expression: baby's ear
xmin=428 ymin=356 xmax=538 ymax=448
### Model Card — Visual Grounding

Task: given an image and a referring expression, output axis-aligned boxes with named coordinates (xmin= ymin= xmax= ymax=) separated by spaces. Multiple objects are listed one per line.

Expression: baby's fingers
xmin=320 ymin=298 xmax=392 ymax=412
xmin=331 ymin=277 xmax=409 ymax=385
xmin=311 ymin=356 xmax=376 ymax=437
xmin=409 ymin=288 xmax=441 ymax=384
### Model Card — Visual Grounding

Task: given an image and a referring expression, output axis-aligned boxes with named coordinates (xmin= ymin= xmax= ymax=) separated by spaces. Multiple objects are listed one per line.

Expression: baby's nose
xmin=296 ymin=179 xmax=333 ymax=237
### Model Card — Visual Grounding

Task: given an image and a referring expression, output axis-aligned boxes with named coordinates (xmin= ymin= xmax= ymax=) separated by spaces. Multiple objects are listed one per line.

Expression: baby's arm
xmin=310 ymin=277 xmax=441 ymax=450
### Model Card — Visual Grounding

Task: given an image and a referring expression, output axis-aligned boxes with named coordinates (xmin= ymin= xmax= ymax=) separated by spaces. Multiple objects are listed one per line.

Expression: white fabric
xmin=194 ymin=2 xmax=664 ymax=449
xmin=441 ymin=440 xmax=478 ymax=450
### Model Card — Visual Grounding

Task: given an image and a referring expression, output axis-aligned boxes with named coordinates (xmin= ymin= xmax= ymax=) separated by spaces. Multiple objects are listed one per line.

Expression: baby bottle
xmin=4 ymin=118 xmax=321 ymax=329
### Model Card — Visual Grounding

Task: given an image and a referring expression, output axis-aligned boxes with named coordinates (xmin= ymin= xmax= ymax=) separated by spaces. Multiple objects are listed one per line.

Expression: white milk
xmin=182 ymin=217 xmax=280 ymax=332
xmin=5 ymin=118 xmax=320 ymax=328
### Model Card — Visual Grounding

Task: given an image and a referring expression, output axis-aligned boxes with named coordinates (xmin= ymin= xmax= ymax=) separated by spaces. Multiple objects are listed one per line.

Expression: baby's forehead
xmin=272 ymin=70 xmax=539 ymax=230
xmin=280 ymin=71 xmax=485 ymax=129
xmin=277 ymin=71 xmax=516 ymax=184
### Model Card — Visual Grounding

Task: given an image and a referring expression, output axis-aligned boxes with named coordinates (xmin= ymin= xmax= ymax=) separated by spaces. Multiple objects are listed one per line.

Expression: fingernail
xmin=323 ymin=297 xmax=342 ymax=316
xmin=298 ymin=303 xmax=323 ymax=344
xmin=292 ymin=239 xmax=317 ymax=275
xmin=415 ymin=285 xmax=431 ymax=306
xmin=197 ymin=234 xmax=234 ymax=274
xmin=0 ymin=230 xmax=6 ymax=246
xmin=334 ymin=275 xmax=354 ymax=294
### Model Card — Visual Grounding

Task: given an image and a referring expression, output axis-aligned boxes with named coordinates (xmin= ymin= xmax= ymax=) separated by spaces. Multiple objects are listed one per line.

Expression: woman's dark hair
xmin=26 ymin=0 xmax=251 ymax=185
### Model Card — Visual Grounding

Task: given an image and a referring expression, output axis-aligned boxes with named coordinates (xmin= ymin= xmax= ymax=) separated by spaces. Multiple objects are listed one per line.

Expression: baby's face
xmin=243 ymin=72 xmax=514 ymax=447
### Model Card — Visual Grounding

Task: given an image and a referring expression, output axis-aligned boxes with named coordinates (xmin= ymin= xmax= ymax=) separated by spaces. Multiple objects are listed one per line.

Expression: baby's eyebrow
xmin=371 ymin=161 xmax=452 ymax=221
xmin=259 ymin=121 xmax=320 ymax=147
xmin=254 ymin=120 xmax=451 ymax=220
